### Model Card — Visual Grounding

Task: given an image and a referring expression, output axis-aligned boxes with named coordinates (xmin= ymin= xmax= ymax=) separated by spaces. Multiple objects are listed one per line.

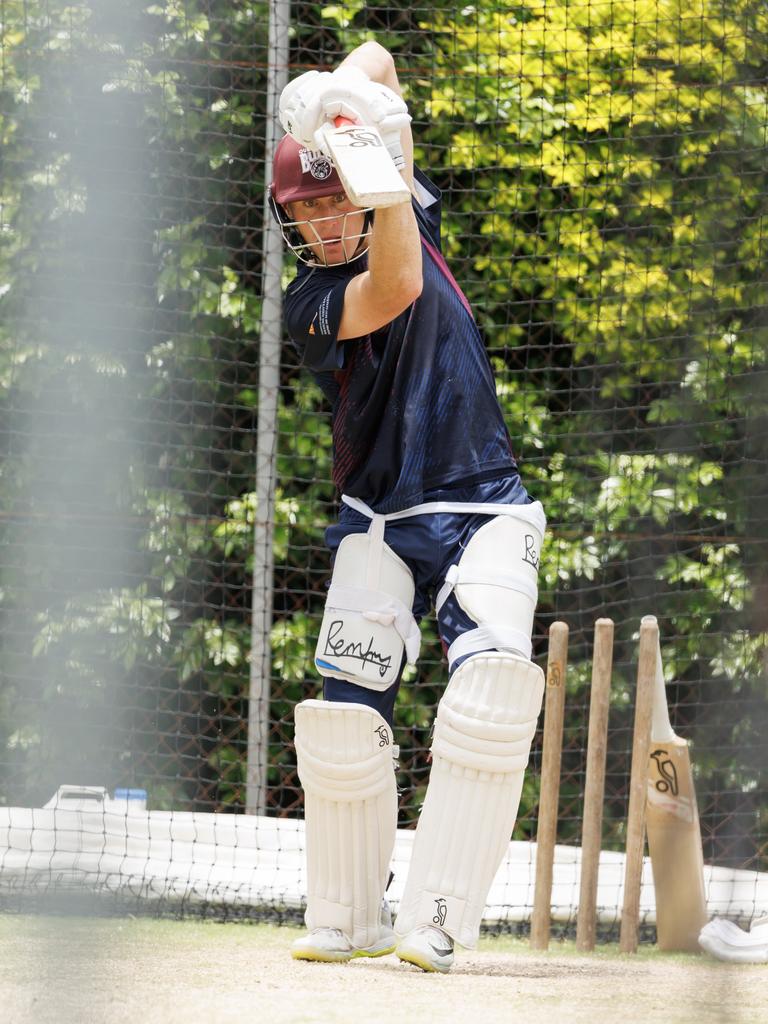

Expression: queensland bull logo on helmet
xmin=299 ymin=147 xmax=334 ymax=181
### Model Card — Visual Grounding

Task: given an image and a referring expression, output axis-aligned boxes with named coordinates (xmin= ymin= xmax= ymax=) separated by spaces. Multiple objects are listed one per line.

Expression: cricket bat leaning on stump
xmin=643 ymin=615 xmax=708 ymax=952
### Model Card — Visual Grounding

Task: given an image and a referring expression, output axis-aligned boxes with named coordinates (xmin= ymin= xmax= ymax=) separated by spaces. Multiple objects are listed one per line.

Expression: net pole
xmin=246 ymin=0 xmax=290 ymax=816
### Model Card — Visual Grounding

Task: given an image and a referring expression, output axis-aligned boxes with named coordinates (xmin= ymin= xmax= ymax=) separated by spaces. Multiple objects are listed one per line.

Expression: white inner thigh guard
xmin=394 ymin=652 xmax=545 ymax=947
xmin=315 ymin=517 xmax=420 ymax=690
xmin=294 ymin=699 xmax=397 ymax=949
xmin=436 ymin=502 xmax=545 ymax=668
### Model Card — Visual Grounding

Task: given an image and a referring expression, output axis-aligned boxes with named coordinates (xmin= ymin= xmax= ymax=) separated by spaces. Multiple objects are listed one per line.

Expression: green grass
xmin=0 ymin=911 xmax=702 ymax=963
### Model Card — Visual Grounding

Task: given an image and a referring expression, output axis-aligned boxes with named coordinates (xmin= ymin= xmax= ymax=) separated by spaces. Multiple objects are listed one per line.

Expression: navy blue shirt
xmin=284 ymin=169 xmax=517 ymax=514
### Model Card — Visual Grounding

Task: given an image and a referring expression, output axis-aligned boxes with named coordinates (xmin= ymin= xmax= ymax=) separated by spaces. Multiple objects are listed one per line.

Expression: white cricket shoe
xmin=396 ymin=925 xmax=455 ymax=973
xmin=291 ymin=925 xmax=396 ymax=963
xmin=698 ymin=915 xmax=768 ymax=964
xmin=291 ymin=902 xmax=397 ymax=963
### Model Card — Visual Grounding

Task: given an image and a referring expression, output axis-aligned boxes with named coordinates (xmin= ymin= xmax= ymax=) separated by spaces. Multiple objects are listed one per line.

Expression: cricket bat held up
xmin=318 ymin=116 xmax=412 ymax=209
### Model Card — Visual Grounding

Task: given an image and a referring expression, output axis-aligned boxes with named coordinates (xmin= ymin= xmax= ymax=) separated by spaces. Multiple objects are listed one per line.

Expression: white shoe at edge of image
xmin=698 ymin=916 xmax=768 ymax=964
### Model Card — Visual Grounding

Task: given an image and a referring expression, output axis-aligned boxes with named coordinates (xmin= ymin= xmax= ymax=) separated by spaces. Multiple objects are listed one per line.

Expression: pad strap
xmin=435 ymin=564 xmax=538 ymax=615
xmin=446 ymin=625 xmax=533 ymax=668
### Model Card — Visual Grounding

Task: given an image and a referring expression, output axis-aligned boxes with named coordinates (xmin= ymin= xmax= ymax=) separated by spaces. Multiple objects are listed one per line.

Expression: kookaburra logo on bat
xmin=345 ymin=127 xmax=383 ymax=148
xmin=651 ymin=748 xmax=679 ymax=796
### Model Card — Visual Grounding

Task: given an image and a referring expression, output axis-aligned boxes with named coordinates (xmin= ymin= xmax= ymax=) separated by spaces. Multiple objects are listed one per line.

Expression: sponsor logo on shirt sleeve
xmin=317 ymin=292 xmax=333 ymax=336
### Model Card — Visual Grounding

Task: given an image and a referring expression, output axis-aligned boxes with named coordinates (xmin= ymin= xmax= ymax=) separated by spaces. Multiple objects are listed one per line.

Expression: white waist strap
xmin=341 ymin=493 xmax=547 ymax=535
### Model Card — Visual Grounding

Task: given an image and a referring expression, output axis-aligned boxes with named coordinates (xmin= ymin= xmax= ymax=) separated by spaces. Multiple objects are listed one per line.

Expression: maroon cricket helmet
xmin=267 ymin=134 xmax=372 ymax=266
xmin=270 ymin=134 xmax=344 ymax=206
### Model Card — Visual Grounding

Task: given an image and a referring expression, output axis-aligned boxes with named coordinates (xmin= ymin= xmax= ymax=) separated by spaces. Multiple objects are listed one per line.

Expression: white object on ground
xmin=698 ymin=915 xmax=768 ymax=963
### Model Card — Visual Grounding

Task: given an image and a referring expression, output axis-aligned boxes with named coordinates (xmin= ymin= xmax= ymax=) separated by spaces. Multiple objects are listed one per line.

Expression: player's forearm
xmin=340 ymin=50 xmax=420 ymax=313
xmin=368 ymin=202 xmax=422 ymax=298
xmin=338 ymin=42 xmax=401 ymax=96
xmin=337 ymin=200 xmax=422 ymax=338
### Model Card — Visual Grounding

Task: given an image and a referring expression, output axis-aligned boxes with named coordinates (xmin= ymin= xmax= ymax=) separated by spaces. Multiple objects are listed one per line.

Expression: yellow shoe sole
xmin=292 ymin=942 xmax=396 ymax=963
xmin=351 ymin=942 xmax=396 ymax=959
xmin=291 ymin=948 xmax=352 ymax=963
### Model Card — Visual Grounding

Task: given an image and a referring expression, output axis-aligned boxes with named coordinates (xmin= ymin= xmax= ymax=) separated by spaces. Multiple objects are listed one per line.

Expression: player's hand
xmin=278 ymin=70 xmax=333 ymax=147
xmin=319 ymin=70 xmax=411 ymax=170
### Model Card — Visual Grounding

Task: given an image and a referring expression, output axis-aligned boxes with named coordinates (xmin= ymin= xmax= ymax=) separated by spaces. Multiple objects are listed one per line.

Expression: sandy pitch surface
xmin=1 ymin=916 xmax=765 ymax=1024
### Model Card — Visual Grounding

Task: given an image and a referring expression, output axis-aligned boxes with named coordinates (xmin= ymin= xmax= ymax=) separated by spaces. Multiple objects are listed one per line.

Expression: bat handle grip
xmin=642 ymin=614 xmax=676 ymax=742
xmin=333 ymin=115 xmax=356 ymax=127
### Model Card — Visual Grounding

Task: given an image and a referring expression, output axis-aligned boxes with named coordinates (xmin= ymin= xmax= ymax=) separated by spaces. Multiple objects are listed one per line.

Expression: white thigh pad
xmin=395 ymin=653 xmax=545 ymax=947
xmin=315 ymin=522 xmax=420 ymax=690
xmin=295 ymin=700 xmax=397 ymax=949
xmin=437 ymin=502 xmax=544 ymax=667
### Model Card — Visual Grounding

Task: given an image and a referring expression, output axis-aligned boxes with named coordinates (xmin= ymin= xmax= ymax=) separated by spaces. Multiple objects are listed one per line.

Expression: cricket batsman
xmin=270 ymin=40 xmax=547 ymax=973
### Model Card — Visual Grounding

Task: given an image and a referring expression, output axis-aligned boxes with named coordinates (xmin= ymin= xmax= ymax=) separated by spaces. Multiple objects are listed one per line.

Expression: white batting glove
xmin=278 ymin=69 xmax=333 ymax=148
xmin=372 ymin=113 xmax=411 ymax=171
xmin=319 ymin=73 xmax=411 ymax=170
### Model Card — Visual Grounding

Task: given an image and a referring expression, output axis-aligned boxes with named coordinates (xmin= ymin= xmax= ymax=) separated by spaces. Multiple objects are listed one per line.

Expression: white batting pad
xmin=315 ymin=524 xmax=419 ymax=690
xmin=436 ymin=505 xmax=544 ymax=667
xmin=395 ymin=653 xmax=545 ymax=947
xmin=294 ymin=700 xmax=397 ymax=949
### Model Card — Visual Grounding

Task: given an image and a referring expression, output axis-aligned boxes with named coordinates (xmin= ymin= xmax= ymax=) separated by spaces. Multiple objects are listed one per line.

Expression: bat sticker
xmin=650 ymin=748 xmax=679 ymax=795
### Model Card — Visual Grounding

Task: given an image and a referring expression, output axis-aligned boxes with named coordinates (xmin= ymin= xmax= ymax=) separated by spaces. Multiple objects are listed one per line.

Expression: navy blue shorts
xmin=322 ymin=473 xmax=534 ymax=724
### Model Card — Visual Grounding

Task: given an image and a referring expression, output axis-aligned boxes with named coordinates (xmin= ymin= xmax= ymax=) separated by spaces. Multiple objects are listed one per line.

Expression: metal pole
xmin=246 ymin=0 xmax=290 ymax=815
